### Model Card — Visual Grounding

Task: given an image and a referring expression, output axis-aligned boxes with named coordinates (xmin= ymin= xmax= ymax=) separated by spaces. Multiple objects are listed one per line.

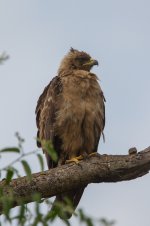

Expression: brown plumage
xmin=35 ymin=48 xmax=105 ymax=218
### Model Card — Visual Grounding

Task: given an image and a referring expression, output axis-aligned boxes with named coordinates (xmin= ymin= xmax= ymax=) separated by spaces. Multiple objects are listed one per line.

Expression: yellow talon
xmin=89 ymin=152 xmax=97 ymax=157
xmin=65 ymin=155 xmax=84 ymax=164
xmin=76 ymin=155 xmax=84 ymax=160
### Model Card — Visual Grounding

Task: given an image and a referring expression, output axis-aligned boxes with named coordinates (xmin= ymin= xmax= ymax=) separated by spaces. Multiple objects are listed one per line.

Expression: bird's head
xmin=58 ymin=48 xmax=98 ymax=75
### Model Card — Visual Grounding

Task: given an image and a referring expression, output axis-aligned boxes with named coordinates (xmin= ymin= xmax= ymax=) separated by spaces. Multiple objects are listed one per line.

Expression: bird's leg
xmin=65 ymin=155 xmax=84 ymax=164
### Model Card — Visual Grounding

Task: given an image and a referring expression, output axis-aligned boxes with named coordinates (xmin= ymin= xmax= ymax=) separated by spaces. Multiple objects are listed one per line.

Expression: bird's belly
xmin=55 ymin=96 xmax=99 ymax=157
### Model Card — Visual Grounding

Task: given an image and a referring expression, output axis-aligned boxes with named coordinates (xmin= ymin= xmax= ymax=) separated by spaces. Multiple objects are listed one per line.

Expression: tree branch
xmin=1 ymin=146 xmax=150 ymax=212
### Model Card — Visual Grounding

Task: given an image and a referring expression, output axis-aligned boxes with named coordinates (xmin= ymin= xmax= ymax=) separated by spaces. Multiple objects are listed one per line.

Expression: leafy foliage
xmin=21 ymin=160 xmax=32 ymax=181
xmin=0 ymin=147 xmax=20 ymax=153
xmin=0 ymin=52 xmax=9 ymax=64
xmin=42 ymin=139 xmax=58 ymax=162
xmin=0 ymin=134 xmax=116 ymax=226
xmin=37 ymin=154 xmax=44 ymax=171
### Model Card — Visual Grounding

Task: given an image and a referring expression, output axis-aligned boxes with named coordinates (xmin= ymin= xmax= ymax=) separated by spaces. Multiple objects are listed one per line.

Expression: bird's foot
xmin=88 ymin=152 xmax=97 ymax=157
xmin=65 ymin=155 xmax=84 ymax=164
xmin=88 ymin=152 xmax=100 ymax=158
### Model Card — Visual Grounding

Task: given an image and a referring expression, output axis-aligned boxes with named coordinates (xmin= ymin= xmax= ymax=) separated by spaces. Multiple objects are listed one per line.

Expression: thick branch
xmin=0 ymin=146 xmax=150 ymax=212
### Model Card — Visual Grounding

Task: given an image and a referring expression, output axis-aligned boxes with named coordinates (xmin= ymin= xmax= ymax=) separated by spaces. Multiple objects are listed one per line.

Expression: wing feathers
xmin=35 ymin=76 xmax=63 ymax=166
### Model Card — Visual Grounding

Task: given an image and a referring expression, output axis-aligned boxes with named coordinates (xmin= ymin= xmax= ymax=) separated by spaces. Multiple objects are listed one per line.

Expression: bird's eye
xmin=80 ymin=58 xmax=86 ymax=63
xmin=76 ymin=57 xmax=89 ymax=64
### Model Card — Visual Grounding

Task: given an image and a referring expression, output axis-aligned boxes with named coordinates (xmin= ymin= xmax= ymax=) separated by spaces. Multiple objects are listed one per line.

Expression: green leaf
xmin=32 ymin=193 xmax=41 ymax=202
xmin=1 ymin=196 xmax=13 ymax=222
xmin=21 ymin=160 xmax=32 ymax=181
xmin=0 ymin=52 xmax=9 ymax=65
xmin=78 ymin=209 xmax=94 ymax=226
xmin=18 ymin=204 xmax=26 ymax=224
xmin=6 ymin=168 xmax=14 ymax=184
xmin=12 ymin=167 xmax=21 ymax=178
xmin=43 ymin=140 xmax=58 ymax=162
xmin=37 ymin=154 xmax=44 ymax=171
xmin=99 ymin=219 xmax=116 ymax=226
xmin=0 ymin=147 xmax=20 ymax=153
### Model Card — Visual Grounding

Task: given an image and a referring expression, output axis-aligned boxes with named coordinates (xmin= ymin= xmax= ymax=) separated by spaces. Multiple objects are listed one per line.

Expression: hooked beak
xmin=83 ymin=58 xmax=99 ymax=67
xmin=91 ymin=59 xmax=99 ymax=66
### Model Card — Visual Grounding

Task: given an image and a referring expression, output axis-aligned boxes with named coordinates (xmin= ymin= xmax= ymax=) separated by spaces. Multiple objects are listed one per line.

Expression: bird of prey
xmin=35 ymin=48 xmax=105 ymax=218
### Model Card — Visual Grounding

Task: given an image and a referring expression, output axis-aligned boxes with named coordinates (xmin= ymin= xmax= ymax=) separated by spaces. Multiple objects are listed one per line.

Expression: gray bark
xmin=0 ymin=146 xmax=150 ymax=212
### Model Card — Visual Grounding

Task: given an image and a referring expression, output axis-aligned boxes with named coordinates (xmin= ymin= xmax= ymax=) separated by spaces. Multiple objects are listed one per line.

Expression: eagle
xmin=35 ymin=48 xmax=105 ymax=218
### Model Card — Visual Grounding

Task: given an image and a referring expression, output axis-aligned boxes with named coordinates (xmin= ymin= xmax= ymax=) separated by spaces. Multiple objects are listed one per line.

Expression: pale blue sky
xmin=0 ymin=1 xmax=150 ymax=226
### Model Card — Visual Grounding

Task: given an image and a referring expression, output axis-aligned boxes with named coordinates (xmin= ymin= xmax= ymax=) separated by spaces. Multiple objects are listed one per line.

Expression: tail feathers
xmin=50 ymin=187 xmax=85 ymax=219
